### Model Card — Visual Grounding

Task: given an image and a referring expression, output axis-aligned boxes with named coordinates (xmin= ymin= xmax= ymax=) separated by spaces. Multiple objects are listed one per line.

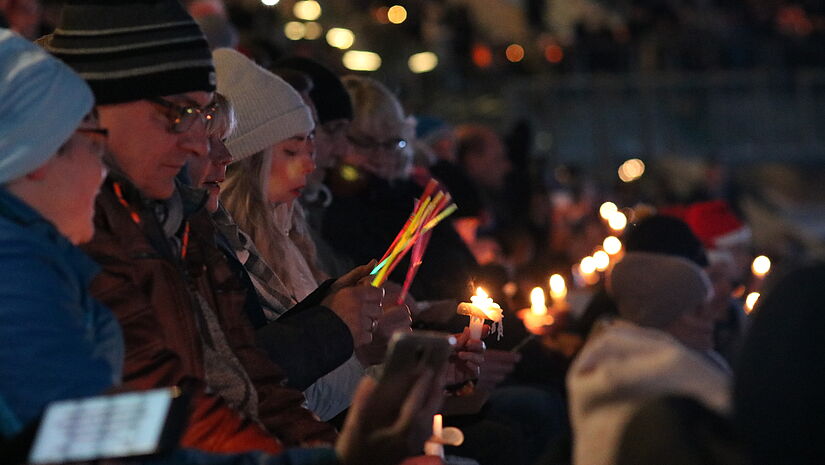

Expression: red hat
xmin=684 ymin=200 xmax=751 ymax=250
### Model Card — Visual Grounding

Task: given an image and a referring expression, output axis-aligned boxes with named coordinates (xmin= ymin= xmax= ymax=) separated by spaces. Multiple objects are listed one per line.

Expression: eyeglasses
xmin=76 ymin=128 xmax=109 ymax=137
xmin=347 ymin=134 xmax=407 ymax=152
xmin=146 ymin=97 xmax=217 ymax=134
xmin=69 ymin=126 xmax=109 ymax=158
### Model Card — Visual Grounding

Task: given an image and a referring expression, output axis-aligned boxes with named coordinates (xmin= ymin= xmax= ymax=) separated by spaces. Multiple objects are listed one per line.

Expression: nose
xmin=179 ymin=122 xmax=209 ymax=159
xmin=303 ymin=153 xmax=316 ymax=175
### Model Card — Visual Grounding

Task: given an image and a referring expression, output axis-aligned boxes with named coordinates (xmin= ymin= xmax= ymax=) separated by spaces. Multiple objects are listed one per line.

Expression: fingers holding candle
xmin=457 ymin=287 xmax=504 ymax=340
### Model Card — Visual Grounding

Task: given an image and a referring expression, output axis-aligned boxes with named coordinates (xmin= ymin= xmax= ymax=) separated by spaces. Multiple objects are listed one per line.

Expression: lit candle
xmin=599 ymin=201 xmax=618 ymax=220
xmin=603 ymin=236 xmax=622 ymax=255
xmin=752 ymin=255 xmax=771 ymax=277
xmin=457 ymin=287 xmax=504 ymax=340
xmin=520 ymin=287 xmax=554 ymax=334
xmin=593 ymin=250 xmax=610 ymax=272
xmin=424 ymin=414 xmax=444 ymax=457
xmin=578 ymin=256 xmax=600 ymax=286
xmin=745 ymin=292 xmax=760 ymax=314
xmin=549 ymin=274 xmax=568 ymax=309
xmin=530 ymin=287 xmax=547 ymax=316
xmin=608 ymin=211 xmax=628 ymax=231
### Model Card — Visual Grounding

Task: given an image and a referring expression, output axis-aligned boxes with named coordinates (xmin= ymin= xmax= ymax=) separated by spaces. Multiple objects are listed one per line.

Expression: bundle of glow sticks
xmin=370 ymin=179 xmax=458 ymax=304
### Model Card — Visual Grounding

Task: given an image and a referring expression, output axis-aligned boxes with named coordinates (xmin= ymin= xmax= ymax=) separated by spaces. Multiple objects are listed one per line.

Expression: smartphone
xmin=28 ymin=387 xmax=188 ymax=464
xmin=378 ymin=330 xmax=456 ymax=382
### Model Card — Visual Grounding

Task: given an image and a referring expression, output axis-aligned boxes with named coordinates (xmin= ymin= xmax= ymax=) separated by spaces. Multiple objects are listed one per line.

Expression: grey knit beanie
xmin=213 ymin=48 xmax=313 ymax=162
xmin=607 ymin=252 xmax=712 ymax=329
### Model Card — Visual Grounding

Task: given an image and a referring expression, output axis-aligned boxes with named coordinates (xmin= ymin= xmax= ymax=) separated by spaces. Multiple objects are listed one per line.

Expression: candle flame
xmin=608 ymin=211 xmax=628 ymax=231
xmin=476 ymin=287 xmax=488 ymax=299
xmin=752 ymin=256 xmax=771 ymax=276
xmin=593 ymin=250 xmax=610 ymax=271
xmin=603 ymin=236 xmax=622 ymax=255
xmin=745 ymin=292 xmax=760 ymax=313
xmin=549 ymin=274 xmax=567 ymax=300
xmin=599 ymin=201 xmax=618 ymax=220
xmin=530 ymin=287 xmax=547 ymax=316
xmin=580 ymin=256 xmax=597 ymax=275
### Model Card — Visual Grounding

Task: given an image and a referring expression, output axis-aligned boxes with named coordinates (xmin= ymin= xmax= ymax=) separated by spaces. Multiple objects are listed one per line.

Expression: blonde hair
xmin=208 ymin=92 xmax=237 ymax=140
xmin=221 ymin=147 xmax=326 ymax=288
xmin=221 ymin=149 xmax=275 ymax=263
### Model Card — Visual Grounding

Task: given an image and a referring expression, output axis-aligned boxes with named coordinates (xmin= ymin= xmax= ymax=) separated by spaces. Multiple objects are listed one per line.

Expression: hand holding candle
xmin=457 ymin=287 xmax=503 ymax=340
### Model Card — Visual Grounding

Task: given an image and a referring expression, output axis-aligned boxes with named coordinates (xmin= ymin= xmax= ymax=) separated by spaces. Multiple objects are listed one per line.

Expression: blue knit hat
xmin=0 ymin=28 xmax=93 ymax=184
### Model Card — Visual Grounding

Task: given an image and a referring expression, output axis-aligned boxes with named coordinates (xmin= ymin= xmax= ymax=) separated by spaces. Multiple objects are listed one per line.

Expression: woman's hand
xmin=445 ymin=327 xmax=485 ymax=386
xmin=356 ymin=304 xmax=413 ymax=366
xmin=336 ymin=367 xmax=446 ymax=465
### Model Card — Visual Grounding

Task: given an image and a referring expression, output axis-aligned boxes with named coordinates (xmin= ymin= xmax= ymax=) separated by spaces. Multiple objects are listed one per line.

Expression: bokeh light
xmin=752 ymin=255 xmax=771 ymax=276
xmin=284 ymin=21 xmax=305 ymax=40
xmin=599 ymin=201 xmax=618 ymax=220
xmin=387 ymin=5 xmax=407 ymax=24
xmin=326 ymin=28 xmax=355 ymax=49
xmin=409 ymin=52 xmax=438 ymax=73
xmin=293 ymin=1 xmax=321 ymax=21
xmin=303 ymin=22 xmax=322 ymax=40
xmin=505 ymin=44 xmax=525 ymax=62
xmin=544 ymin=44 xmax=563 ymax=63
xmin=580 ymin=256 xmax=597 ymax=275
xmin=618 ymin=158 xmax=645 ymax=182
xmin=608 ymin=211 xmax=628 ymax=231
xmin=343 ymin=50 xmax=382 ymax=71
xmin=745 ymin=292 xmax=760 ymax=313
xmin=593 ymin=250 xmax=610 ymax=271
xmin=603 ymin=236 xmax=622 ymax=255
xmin=472 ymin=44 xmax=493 ymax=68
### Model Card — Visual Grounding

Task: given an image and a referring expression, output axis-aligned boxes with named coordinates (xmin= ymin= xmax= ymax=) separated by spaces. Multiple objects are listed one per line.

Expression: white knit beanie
xmin=213 ymin=48 xmax=313 ymax=161
xmin=607 ymin=252 xmax=712 ymax=329
xmin=0 ymin=29 xmax=93 ymax=184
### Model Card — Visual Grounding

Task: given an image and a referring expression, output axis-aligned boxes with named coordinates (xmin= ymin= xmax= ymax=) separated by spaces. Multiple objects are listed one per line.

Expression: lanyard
xmin=112 ymin=181 xmax=190 ymax=260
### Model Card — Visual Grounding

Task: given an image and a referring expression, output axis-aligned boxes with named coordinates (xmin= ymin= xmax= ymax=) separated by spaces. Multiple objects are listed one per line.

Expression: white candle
xmin=469 ymin=316 xmax=484 ymax=339
xmin=424 ymin=414 xmax=445 ymax=457
xmin=458 ymin=287 xmax=504 ymax=340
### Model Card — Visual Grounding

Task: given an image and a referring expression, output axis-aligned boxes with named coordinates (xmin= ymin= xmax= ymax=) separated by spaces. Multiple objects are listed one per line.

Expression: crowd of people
xmin=0 ymin=1 xmax=824 ymax=465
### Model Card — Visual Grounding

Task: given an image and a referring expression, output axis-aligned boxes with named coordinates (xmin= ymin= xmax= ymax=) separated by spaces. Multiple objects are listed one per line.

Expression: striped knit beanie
xmin=40 ymin=0 xmax=215 ymax=105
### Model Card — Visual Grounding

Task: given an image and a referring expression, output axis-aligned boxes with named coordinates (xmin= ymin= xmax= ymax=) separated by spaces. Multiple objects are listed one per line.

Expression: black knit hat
xmin=623 ymin=214 xmax=709 ymax=267
xmin=275 ymin=56 xmax=352 ymax=124
xmin=41 ymin=0 xmax=215 ymax=105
